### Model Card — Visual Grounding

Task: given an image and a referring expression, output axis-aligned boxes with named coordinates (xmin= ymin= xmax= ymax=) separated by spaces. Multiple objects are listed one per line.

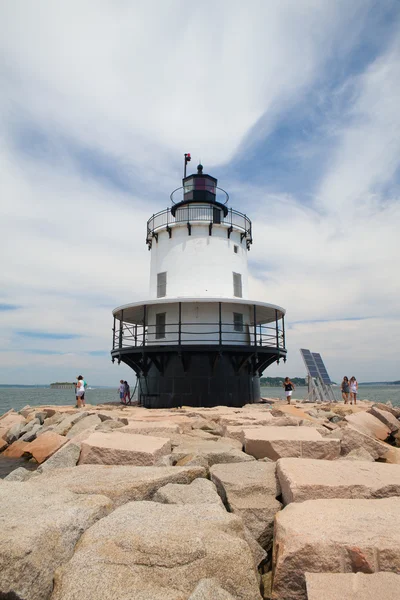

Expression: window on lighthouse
xmin=233 ymin=272 xmax=242 ymax=298
xmin=233 ymin=313 xmax=244 ymax=332
xmin=155 ymin=313 xmax=166 ymax=339
xmin=157 ymin=272 xmax=167 ymax=298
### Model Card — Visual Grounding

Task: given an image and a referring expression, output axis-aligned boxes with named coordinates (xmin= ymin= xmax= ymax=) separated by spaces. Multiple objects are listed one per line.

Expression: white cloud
xmin=0 ymin=1 xmax=399 ymax=385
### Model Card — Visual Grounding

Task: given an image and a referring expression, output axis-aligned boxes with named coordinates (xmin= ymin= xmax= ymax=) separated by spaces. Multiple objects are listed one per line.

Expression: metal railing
xmin=146 ymin=205 xmax=252 ymax=247
xmin=112 ymin=319 xmax=285 ymax=351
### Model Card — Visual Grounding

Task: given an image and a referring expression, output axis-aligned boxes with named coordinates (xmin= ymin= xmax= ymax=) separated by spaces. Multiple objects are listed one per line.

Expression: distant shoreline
xmin=0 ymin=384 xmax=115 ymax=389
xmin=0 ymin=382 xmax=399 ymax=389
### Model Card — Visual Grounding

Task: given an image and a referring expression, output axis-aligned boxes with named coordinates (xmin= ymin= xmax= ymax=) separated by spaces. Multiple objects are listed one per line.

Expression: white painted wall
xmin=149 ymin=223 xmax=249 ymax=299
xmin=146 ymin=301 xmax=253 ymax=346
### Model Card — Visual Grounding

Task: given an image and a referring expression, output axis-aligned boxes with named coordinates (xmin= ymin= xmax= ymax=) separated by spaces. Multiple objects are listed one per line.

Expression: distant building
xmin=50 ymin=382 xmax=75 ymax=390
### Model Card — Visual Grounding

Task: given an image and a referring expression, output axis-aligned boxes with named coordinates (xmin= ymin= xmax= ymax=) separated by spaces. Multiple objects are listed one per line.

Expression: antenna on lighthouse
xmin=184 ymin=153 xmax=191 ymax=178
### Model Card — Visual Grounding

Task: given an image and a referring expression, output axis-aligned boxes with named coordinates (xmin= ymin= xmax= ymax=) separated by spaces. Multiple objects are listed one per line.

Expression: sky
xmin=1 ymin=0 xmax=400 ymax=385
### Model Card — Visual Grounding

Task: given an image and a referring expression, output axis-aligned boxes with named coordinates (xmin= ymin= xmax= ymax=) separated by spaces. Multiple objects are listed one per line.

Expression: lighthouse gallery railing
xmin=147 ymin=205 xmax=252 ymax=246
xmin=112 ymin=315 xmax=285 ymax=351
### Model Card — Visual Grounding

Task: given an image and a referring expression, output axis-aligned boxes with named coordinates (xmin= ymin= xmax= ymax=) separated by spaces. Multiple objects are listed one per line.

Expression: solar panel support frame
xmin=300 ymin=349 xmax=337 ymax=403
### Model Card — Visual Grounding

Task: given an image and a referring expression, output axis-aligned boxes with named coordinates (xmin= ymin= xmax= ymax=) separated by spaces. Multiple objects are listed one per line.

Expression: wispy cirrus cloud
xmin=0 ymin=304 xmax=20 ymax=311
xmin=17 ymin=332 xmax=80 ymax=340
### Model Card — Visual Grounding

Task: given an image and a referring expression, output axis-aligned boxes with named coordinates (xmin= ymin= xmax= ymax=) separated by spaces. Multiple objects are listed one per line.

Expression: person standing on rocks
xmin=283 ymin=377 xmax=295 ymax=404
xmin=75 ymin=376 xmax=85 ymax=408
xmin=118 ymin=380 xmax=125 ymax=403
xmin=123 ymin=381 xmax=131 ymax=405
xmin=341 ymin=376 xmax=350 ymax=404
xmin=349 ymin=376 xmax=358 ymax=405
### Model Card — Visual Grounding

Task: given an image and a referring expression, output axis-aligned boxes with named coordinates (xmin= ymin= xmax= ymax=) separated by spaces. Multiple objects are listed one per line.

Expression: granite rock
xmin=94 ymin=420 xmax=124 ymax=432
xmin=338 ymin=447 xmax=375 ymax=461
xmin=210 ymin=461 xmax=281 ymax=550
xmin=24 ymin=431 xmax=68 ymax=463
xmin=368 ymin=406 xmax=399 ymax=433
xmin=2 ymin=439 xmax=31 ymax=458
xmin=52 ymin=501 xmax=262 ymax=600
xmin=276 ymin=457 xmax=400 ymax=504
xmin=66 ymin=414 xmax=102 ymax=438
xmin=272 ymin=497 xmax=400 ymax=600
xmin=79 ymin=431 xmax=171 ymax=466
xmin=345 ymin=411 xmax=390 ymax=440
xmin=3 ymin=466 xmax=33 ymax=481
xmin=327 ymin=427 xmax=391 ymax=460
xmin=305 ymin=572 xmax=400 ymax=600
xmin=244 ymin=426 xmax=340 ymax=461
xmin=172 ymin=439 xmax=255 ymax=467
xmin=28 ymin=464 xmax=206 ymax=507
xmin=52 ymin=412 xmax=90 ymax=436
xmin=0 ymin=481 xmax=111 ymax=600
xmin=153 ymin=478 xmax=224 ymax=507
xmin=188 ymin=578 xmax=236 ymax=599
xmin=36 ymin=441 xmax=81 ymax=473
xmin=4 ymin=421 xmax=24 ymax=444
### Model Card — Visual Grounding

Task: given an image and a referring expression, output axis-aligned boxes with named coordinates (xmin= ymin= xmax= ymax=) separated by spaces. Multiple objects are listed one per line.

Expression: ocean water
xmin=0 ymin=385 xmax=399 ymax=415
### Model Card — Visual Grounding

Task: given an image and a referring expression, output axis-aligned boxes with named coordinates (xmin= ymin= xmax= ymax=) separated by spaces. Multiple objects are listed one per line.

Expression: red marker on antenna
xmin=184 ymin=153 xmax=191 ymax=177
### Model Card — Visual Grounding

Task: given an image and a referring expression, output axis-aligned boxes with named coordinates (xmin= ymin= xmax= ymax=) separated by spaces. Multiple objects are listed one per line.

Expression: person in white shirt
xmin=349 ymin=376 xmax=358 ymax=405
xmin=75 ymin=376 xmax=85 ymax=408
xmin=118 ymin=380 xmax=125 ymax=403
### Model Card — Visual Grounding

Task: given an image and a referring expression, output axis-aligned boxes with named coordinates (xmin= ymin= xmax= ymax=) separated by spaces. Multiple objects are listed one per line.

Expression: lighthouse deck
xmin=147 ymin=204 xmax=252 ymax=249
xmin=112 ymin=298 xmax=285 ymax=352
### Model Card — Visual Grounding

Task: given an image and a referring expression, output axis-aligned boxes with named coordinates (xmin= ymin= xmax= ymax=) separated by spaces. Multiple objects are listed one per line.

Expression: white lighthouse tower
xmin=111 ymin=160 xmax=286 ymax=408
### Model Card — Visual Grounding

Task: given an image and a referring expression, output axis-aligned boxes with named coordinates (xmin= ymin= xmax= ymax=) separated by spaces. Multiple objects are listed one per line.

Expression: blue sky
xmin=0 ymin=0 xmax=400 ymax=385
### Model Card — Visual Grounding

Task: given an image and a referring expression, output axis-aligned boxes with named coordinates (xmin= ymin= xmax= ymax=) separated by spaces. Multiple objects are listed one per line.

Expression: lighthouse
xmin=111 ymin=160 xmax=287 ymax=408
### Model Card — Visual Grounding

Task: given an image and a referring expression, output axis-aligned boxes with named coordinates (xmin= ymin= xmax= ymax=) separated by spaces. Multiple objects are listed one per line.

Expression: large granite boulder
xmin=24 ymin=431 xmax=68 ymax=463
xmin=172 ymin=438 xmax=254 ymax=467
xmin=244 ymin=426 xmax=340 ymax=460
xmin=78 ymin=431 xmax=171 ymax=466
xmin=0 ymin=481 xmax=111 ymax=600
xmin=94 ymin=420 xmax=124 ymax=432
xmin=338 ymin=447 xmax=375 ymax=461
xmin=28 ymin=464 xmax=206 ymax=507
xmin=327 ymin=427 xmax=391 ymax=460
xmin=368 ymin=406 xmax=399 ymax=433
xmin=52 ymin=412 xmax=90 ymax=436
xmin=66 ymin=415 xmax=102 ymax=438
xmin=4 ymin=421 xmax=25 ymax=444
xmin=371 ymin=402 xmax=400 ymax=419
xmin=276 ymin=458 xmax=400 ymax=504
xmin=36 ymin=442 xmax=81 ymax=473
xmin=0 ymin=412 xmax=25 ymax=441
xmin=345 ymin=412 xmax=390 ymax=440
xmin=272 ymin=497 xmax=400 ymax=600
xmin=153 ymin=478 xmax=224 ymax=507
xmin=305 ymin=572 xmax=400 ymax=600
xmin=3 ymin=466 xmax=33 ymax=481
xmin=51 ymin=501 xmax=262 ymax=600
xmin=120 ymin=420 xmax=181 ymax=436
xmin=2 ymin=439 xmax=31 ymax=458
xmin=210 ymin=461 xmax=281 ymax=550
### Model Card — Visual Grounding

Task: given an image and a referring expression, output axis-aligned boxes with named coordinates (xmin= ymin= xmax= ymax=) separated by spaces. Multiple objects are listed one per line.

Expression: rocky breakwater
xmin=0 ymin=398 xmax=400 ymax=599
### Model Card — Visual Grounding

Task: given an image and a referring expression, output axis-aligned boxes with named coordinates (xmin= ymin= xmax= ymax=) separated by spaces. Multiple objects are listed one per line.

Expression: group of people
xmin=74 ymin=375 xmax=87 ymax=408
xmin=282 ymin=375 xmax=359 ymax=405
xmin=341 ymin=376 xmax=358 ymax=404
xmin=119 ymin=379 xmax=131 ymax=405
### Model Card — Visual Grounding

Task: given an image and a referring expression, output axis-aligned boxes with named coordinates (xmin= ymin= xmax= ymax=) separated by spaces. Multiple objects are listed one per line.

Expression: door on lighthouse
xmin=213 ymin=207 xmax=221 ymax=224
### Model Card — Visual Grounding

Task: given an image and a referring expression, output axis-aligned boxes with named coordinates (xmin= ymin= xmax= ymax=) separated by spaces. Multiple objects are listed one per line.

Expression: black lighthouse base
xmin=112 ymin=345 xmax=286 ymax=409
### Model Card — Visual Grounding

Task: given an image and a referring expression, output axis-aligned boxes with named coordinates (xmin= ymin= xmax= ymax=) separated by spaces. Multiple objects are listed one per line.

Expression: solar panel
xmin=312 ymin=352 xmax=332 ymax=385
xmin=300 ymin=348 xmax=319 ymax=378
